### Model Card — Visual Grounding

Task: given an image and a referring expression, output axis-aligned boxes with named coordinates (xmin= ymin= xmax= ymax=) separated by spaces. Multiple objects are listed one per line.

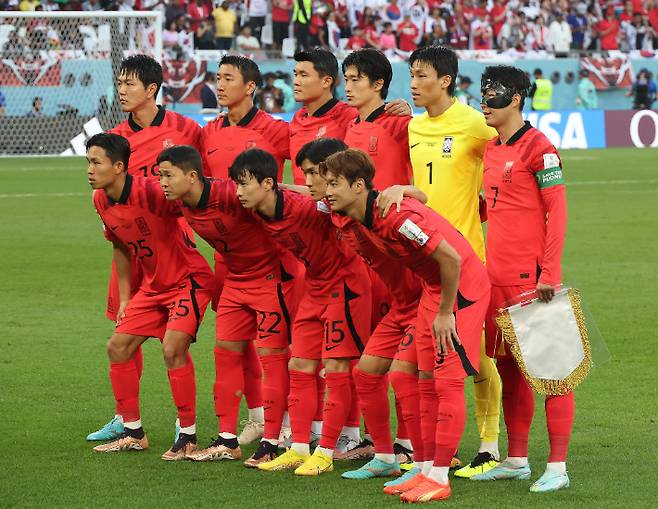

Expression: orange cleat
xmin=400 ymin=478 xmax=451 ymax=503
xmin=383 ymin=472 xmax=430 ymax=496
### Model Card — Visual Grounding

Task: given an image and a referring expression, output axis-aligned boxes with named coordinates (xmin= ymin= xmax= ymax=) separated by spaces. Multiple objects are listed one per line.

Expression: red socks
xmin=434 ymin=378 xmax=466 ymax=466
xmin=289 ymin=370 xmax=317 ymax=444
xmin=418 ymin=378 xmax=438 ymax=462
xmin=314 ymin=371 xmax=326 ymax=422
xmin=110 ymin=360 xmax=140 ymax=423
xmin=213 ymin=347 xmax=244 ymax=435
xmin=319 ymin=372 xmax=352 ymax=449
xmin=390 ymin=371 xmax=423 ymax=460
xmin=498 ymin=357 xmax=535 ymax=457
xmin=546 ymin=392 xmax=575 ymax=462
xmin=354 ymin=368 xmax=392 ymax=453
xmin=346 ymin=360 xmax=361 ymax=428
xmin=167 ymin=358 xmax=196 ymax=428
xmin=260 ymin=352 xmax=290 ymax=441
xmin=243 ymin=341 xmax=263 ymax=410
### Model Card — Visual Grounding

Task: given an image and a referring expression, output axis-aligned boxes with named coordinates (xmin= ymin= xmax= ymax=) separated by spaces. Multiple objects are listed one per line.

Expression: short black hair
xmin=219 ymin=55 xmax=263 ymax=88
xmin=119 ymin=54 xmax=163 ymax=95
xmin=408 ymin=46 xmax=458 ymax=95
xmin=295 ymin=138 xmax=348 ymax=168
xmin=534 ymin=68 xmax=543 ymax=76
xmin=229 ymin=148 xmax=278 ymax=189
xmin=294 ymin=47 xmax=339 ymax=86
xmin=86 ymin=133 xmax=130 ymax=171
xmin=204 ymin=71 xmax=214 ymax=81
xmin=481 ymin=65 xmax=531 ymax=109
xmin=342 ymin=48 xmax=393 ymax=99
xmin=157 ymin=145 xmax=204 ymax=176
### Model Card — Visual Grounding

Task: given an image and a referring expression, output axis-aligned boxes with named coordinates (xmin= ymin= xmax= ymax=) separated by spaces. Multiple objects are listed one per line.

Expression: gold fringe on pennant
xmin=495 ymin=288 xmax=593 ymax=396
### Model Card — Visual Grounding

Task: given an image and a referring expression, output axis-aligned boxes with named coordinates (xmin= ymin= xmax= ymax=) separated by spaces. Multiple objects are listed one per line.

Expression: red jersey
xmin=254 ymin=190 xmax=366 ymax=301
xmin=180 ymin=178 xmax=290 ymax=288
xmin=94 ymin=174 xmax=213 ymax=294
xmin=483 ymin=122 xmax=567 ymax=287
xmin=344 ymin=105 xmax=412 ymax=189
xmin=110 ymin=107 xmax=202 ymax=179
xmin=398 ymin=21 xmax=419 ymax=51
xmin=332 ymin=213 xmax=421 ymax=312
xmin=289 ymin=98 xmax=357 ymax=184
xmin=201 ymin=106 xmax=290 ymax=181
xmin=360 ymin=191 xmax=488 ymax=309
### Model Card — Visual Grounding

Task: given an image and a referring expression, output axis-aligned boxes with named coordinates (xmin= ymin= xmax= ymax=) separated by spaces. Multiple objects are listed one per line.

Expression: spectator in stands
xmin=333 ymin=0 xmax=350 ymax=37
xmin=195 ymin=18 xmax=216 ymax=49
xmin=584 ymin=4 xmax=600 ymax=50
xmin=26 ymin=96 xmax=44 ymax=117
xmin=114 ymin=0 xmax=132 ymax=12
xmin=528 ymin=14 xmax=550 ymax=50
xmin=549 ymin=11 xmax=572 ymax=55
xmin=408 ymin=0 xmax=429 ymax=43
xmin=498 ymin=11 xmax=526 ymax=50
xmin=381 ymin=0 xmax=403 ymax=31
xmin=379 ymin=22 xmax=397 ymax=51
xmin=19 ymin=0 xmax=40 ymax=10
xmin=327 ymin=11 xmax=342 ymax=51
xmin=213 ymin=1 xmax=237 ymax=50
xmin=529 ymin=68 xmax=553 ymax=110
xmin=567 ymin=4 xmax=588 ymax=50
xmin=363 ymin=12 xmax=380 ymax=49
xmin=626 ymin=68 xmax=658 ymax=110
xmin=309 ymin=1 xmax=331 ymax=49
xmin=255 ymin=72 xmax=284 ymax=113
xmin=648 ymin=1 xmax=658 ymax=48
xmin=471 ymin=8 xmax=493 ymax=49
xmin=397 ymin=13 xmax=420 ymax=52
xmin=422 ymin=20 xmax=449 ymax=47
xmin=236 ymin=24 xmax=260 ymax=50
xmin=0 ymin=90 xmax=5 ymax=116
xmin=187 ymin=0 xmax=212 ymax=33
xmin=200 ymin=71 xmax=218 ymax=109
xmin=272 ymin=0 xmax=293 ymax=50
xmin=248 ymin=0 xmax=268 ymax=43
xmin=424 ymin=8 xmax=446 ymax=39
xmin=274 ymin=71 xmax=295 ymax=111
xmin=346 ymin=26 xmax=367 ymax=49
xmin=598 ymin=8 xmax=620 ymax=51
xmin=576 ymin=69 xmax=597 ymax=110
xmin=454 ymin=75 xmax=474 ymax=105
xmin=163 ymin=19 xmax=181 ymax=51
xmin=449 ymin=1 xmax=470 ymax=49
xmin=82 ymin=0 xmax=102 ymax=9
xmin=293 ymin=0 xmax=312 ymax=51
xmin=489 ymin=0 xmax=507 ymax=48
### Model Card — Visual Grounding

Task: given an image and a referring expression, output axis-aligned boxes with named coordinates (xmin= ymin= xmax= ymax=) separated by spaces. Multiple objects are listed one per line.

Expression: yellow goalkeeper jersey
xmin=408 ymin=99 xmax=496 ymax=261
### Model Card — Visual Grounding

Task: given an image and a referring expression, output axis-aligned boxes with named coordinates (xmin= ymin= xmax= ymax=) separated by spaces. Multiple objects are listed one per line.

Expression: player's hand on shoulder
xmin=536 ymin=282 xmax=557 ymax=303
xmin=384 ymin=99 xmax=412 ymax=117
xmin=376 ymin=185 xmax=405 ymax=217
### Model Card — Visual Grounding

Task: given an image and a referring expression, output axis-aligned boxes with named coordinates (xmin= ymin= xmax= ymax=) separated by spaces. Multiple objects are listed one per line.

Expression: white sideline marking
xmin=0 ymin=192 xmax=87 ymax=198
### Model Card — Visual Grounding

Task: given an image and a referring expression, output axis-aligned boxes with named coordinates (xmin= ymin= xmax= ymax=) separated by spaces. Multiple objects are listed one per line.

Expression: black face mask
xmin=480 ymin=78 xmax=523 ymax=109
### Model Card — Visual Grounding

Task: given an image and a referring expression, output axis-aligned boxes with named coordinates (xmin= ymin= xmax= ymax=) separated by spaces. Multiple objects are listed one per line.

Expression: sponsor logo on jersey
xmin=398 ymin=218 xmax=429 ymax=246
xmin=503 ymin=161 xmax=514 ymax=183
xmin=442 ymin=136 xmax=453 ymax=157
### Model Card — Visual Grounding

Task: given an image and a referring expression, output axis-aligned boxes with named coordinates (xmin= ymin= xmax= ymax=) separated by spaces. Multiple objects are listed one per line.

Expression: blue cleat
xmin=530 ymin=471 xmax=570 ymax=493
xmin=383 ymin=466 xmax=421 ymax=487
xmin=342 ymin=458 xmax=400 ymax=480
xmin=86 ymin=416 xmax=124 ymax=441
xmin=471 ymin=462 xmax=531 ymax=481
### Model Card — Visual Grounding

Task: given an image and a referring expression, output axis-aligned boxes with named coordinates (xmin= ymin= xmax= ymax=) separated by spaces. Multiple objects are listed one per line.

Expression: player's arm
xmin=376 ymin=185 xmax=428 ymax=217
xmin=384 ymin=99 xmax=412 ymax=116
xmin=113 ymin=241 xmax=132 ymax=324
xmin=278 ymin=183 xmax=311 ymax=195
xmin=428 ymin=239 xmax=462 ymax=355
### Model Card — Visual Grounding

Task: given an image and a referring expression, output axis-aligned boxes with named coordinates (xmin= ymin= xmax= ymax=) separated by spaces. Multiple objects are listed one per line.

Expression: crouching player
xmin=157 ymin=145 xmax=301 ymax=466
xmin=471 ymin=65 xmax=572 ymax=493
xmin=322 ymin=149 xmax=490 ymax=502
xmin=229 ymin=148 xmax=372 ymax=476
xmin=85 ymin=133 xmax=214 ymax=459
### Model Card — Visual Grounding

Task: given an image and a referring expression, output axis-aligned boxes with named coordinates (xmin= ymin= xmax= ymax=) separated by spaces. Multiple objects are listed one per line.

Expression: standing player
xmin=471 ymin=66 xmax=572 ymax=493
xmin=407 ymin=45 xmax=502 ymax=477
xmin=229 ymin=148 xmax=372 ymax=476
xmin=200 ymin=55 xmax=292 ymax=445
xmin=157 ymin=145 xmax=301 ymax=466
xmin=87 ymin=54 xmax=205 ymax=442
xmin=343 ymin=48 xmax=413 ymax=189
xmin=322 ymin=149 xmax=490 ymax=501
xmin=289 ymin=47 xmax=411 ymax=185
xmin=85 ymin=133 xmax=214 ymax=459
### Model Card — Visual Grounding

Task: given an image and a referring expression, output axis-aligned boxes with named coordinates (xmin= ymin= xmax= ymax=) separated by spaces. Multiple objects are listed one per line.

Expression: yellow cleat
xmin=294 ymin=449 xmax=334 ymax=476
xmin=454 ymin=452 xmax=500 ymax=479
xmin=257 ymin=448 xmax=310 ymax=472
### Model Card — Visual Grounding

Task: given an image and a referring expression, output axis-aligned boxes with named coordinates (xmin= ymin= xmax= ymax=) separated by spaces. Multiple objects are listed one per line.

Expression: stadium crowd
xmin=3 ymin=0 xmax=658 ymax=53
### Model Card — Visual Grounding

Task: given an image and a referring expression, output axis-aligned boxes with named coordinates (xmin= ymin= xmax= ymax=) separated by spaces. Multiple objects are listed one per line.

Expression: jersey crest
xmin=368 ymin=135 xmax=378 ymax=154
xmin=442 ymin=136 xmax=453 ymax=158
xmin=316 ymin=126 xmax=327 ymax=139
xmin=503 ymin=161 xmax=514 ymax=183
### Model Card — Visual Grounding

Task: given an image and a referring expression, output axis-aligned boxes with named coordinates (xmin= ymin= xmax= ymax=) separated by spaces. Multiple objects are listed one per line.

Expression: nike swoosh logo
xmin=259 ymin=333 xmax=272 ymax=340
xmin=473 ymin=378 xmax=488 ymax=384
xmin=325 ymin=343 xmax=342 ymax=351
xmin=207 ymin=148 xmax=219 ymax=155
xmin=110 ymin=225 xmax=119 ymax=231
xmin=410 ymin=143 xmax=420 ymax=149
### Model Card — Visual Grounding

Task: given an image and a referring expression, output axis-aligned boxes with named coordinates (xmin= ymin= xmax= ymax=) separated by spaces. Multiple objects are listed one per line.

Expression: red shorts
xmin=414 ymin=289 xmax=490 ymax=378
xmin=369 ymin=268 xmax=392 ymax=333
xmin=115 ymin=276 xmax=212 ymax=340
xmin=485 ymin=284 xmax=535 ymax=358
xmin=364 ymin=306 xmax=417 ymax=364
xmin=291 ymin=279 xmax=371 ymax=360
xmin=215 ymin=278 xmax=300 ymax=349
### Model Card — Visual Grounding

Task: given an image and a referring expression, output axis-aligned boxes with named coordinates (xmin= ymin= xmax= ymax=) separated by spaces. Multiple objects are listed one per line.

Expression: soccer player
xmin=343 ymin=48 xmax=413 ymax=189
xmin=157 ymin=145 xmax=301 ymax=466
xmin=199 ymin=55 xmax=291 ymax=444
xmin=229 ymin=148 xmax=372 ymax=476
xmin=85 ymin=133 xmax=214 ymax=459
xmin=407 ymin=45 xmax=502 ymax=477
xmin=322 ymin=148 xmax=490 ymax=502
xmin=289 ymin=47 xmax=411 ymax=185
xmin=201 ymin=55 xmax=290 ymax=181
xmin=471 ymin=65 xmax=572 ymax=493
xmin=292 ymin=137 xmax=426 ymax=481
xmin=88 ymin=54 xmax=205 ymax=442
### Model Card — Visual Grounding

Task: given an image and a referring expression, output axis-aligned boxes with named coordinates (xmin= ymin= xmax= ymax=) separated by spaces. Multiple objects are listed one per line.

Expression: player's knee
xmin=356 ymin=354 xmax=390 ymax=375
xmin=162 ymin=343 xmax=186 ymax=368
xmin=288 ymin=356 xmax=316 ymax=373
xmin=107 ymin=336 xmax=131 ymax=362
xmin=324 ymin=358 xmax=350 ymax=373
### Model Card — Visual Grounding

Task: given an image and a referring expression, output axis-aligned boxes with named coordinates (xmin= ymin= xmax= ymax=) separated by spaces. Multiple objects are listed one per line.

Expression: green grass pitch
xmin=1 ymin=148 xmax=657 ymax=508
